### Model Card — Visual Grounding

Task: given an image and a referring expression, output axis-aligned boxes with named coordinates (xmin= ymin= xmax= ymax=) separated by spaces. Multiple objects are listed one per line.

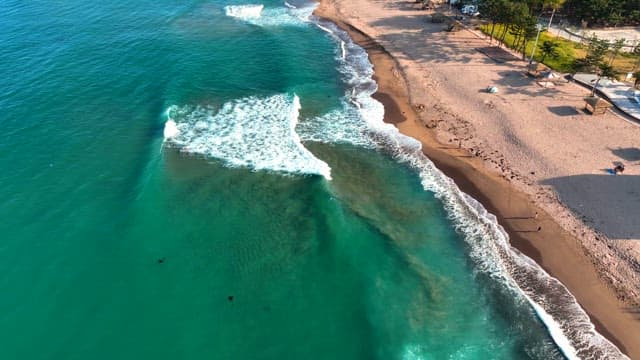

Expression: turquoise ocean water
xmin=0 ymin=0 xmax=626 ymax=359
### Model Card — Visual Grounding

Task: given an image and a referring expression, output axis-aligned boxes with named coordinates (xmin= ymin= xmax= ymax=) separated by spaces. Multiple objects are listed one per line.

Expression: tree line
xmin=479 ymin=0 xmax=564 ymax=60
xmin=477 ymin=0 xmax=640 ymax=28
xmin=563 ymin=0 xmax=640 ymax=27
xmin=481 ymin=0 xmax=640 ymax=27
xmin=478 ymin=0 xmax=640 ymax=77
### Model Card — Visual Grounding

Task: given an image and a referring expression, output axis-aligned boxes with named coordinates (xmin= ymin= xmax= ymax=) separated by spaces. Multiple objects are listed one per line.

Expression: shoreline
xmin=314 ymin=1 xmax=640 ymax=358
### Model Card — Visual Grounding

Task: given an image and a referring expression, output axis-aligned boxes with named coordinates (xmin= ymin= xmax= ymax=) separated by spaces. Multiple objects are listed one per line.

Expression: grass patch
xmin=479 ymin=24 xmax=640 ymax=76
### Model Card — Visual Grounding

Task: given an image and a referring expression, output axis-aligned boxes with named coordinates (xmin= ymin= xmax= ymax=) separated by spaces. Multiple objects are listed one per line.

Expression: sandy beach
xmin=315 ymin=0 xmax=640 ymax=358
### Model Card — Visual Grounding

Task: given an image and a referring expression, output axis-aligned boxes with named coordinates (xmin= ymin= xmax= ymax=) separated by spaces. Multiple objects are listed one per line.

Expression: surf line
xmin=313 ymin=23 xmax=349 ymax=66
xmin=310 ymin=12 xmax=629 ymax=359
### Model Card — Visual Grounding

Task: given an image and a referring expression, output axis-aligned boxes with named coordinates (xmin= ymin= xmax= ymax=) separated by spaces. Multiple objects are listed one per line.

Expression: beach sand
xmin=315 ymin=0 xmax=640 ymax=358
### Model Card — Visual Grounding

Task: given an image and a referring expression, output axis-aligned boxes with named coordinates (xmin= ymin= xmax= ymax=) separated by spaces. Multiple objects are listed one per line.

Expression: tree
xmin=479 ymin=0 xmax=509 ymax=44
xmin=609 ymin=11 xmax=623 ymax=27
xmin=608 ymin=38 xmax=626 ymax=65
xmin=499 ymin=2 xmax=537 ymax=58
xmin=598 ymin=62 xmax=617 ymax=79
xmin=495 ymin=3 xmax=521 ymax=46
xmin=563 ymin=0 xmax=639 ymax=27
xmin=520 ymin=16 xmax=539 ymax=60
xmin=632 ymin=42 xmax=640 ymax=72
xmin=540 ymin=40 xmax=560 ymax=63
xmin=573 ymin=35 xmax=610 ymax=72
xmin=544 ymin=0 xmax=567 ymax=28
xmin=591 ymin=63 xmax=618 ymax=96
xmin=588 ymin=37 xmax=610 ymax=66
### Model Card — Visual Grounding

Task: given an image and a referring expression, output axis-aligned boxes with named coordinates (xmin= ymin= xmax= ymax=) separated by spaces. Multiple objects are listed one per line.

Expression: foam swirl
xmin=164 ymin=94 xmax=331 ymax=179
xmin=224 ymin=4 xmax=264 ymax=19
xmin=224 ymin=3 xmax=314 ymax=27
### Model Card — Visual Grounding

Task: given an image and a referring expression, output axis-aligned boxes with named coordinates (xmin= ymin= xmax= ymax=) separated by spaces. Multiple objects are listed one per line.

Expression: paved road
xmin=546 ymin=22 xmax=640 ymax=51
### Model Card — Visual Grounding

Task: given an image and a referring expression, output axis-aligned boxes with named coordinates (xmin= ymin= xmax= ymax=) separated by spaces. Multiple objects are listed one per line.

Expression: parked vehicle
xmin=461 ymin=5 xmax=479 ymax=16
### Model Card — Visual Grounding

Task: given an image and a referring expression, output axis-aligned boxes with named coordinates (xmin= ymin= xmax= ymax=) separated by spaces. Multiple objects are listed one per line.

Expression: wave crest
xmin=164 ymin=94 xmax=331 ymax=179
xmin=224 ymin=3 xmax=314 ymax=27
xmin=224 ymin=4 xmax=263 ymax=19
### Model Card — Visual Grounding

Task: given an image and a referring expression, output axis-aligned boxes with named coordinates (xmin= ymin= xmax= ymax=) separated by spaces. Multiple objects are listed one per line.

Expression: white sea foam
xmin=298 ymin=20 xmax=390 ymax=149
xmin=164 ymin=94 xmax=331 ymax=179
xmin=224 ymin=4 xmax=263 ymax=19
xmin=163 ymin=119 xmax=180 ymax=139
xmin=307 ymin=17 xmax=629 ymax=359
xmin=224 ymin=3 xmax=314 ymax=27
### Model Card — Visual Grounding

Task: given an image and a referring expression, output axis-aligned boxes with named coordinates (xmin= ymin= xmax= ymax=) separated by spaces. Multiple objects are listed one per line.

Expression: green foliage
xmin=598 ymin=62 xmax=618 ymax=79
xmin=540 ymin=40 xmax=560 ymax=62
xmin=480 ymin=24 xmax=578 ymax=72
xmin=479 ymin=0 xmax=507 ymax=21
xmin=543 ymin=0 xmax=566 ymax=11
xmin=608 ymin=38 xmax=626 ymax=64
xmin=478 ymin=0 xmax=638 ymax=28
xmin=477 ymin=0 xmax=640 ymax=76
xmin=574 ymin=35 xmax=610 ymax=71
xmin=631 ymin=44 xmax=640 ymax=71
xmin=485 ymin=2 xmax=541 ymax=58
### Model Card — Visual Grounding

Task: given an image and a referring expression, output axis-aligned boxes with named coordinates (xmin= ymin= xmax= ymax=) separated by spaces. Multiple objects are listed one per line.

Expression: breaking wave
xmin=163 ymin=94 xmax=331 ymax=179
xmin=224 ymin=4 xmax=263 ymax=19
xmin=297 ymin=20 xmax=389 ymax=149
xmin=224 ymin=3 xmax=315 ymax=27
xmin=309 ymin=17 xmax=629 ymax=360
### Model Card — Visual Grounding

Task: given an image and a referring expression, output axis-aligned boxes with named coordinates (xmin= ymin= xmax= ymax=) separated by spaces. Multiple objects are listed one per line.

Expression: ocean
xmin=0 ymin=0 xmax=625 ymax=359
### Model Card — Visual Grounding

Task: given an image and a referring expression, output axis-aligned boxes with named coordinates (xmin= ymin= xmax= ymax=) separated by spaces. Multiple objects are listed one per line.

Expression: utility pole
xmin=529 ymin=24 xmax=544 ymax=64
xmin=547 ymin=8 xmax=556 ymax=29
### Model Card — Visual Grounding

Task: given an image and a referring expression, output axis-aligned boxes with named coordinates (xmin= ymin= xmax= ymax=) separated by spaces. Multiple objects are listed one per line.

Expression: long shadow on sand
xmin=610 ymin=147 xmax=640 ymax=162
xmin=368 ymin=14 xmax=498 ymax=65
xmin=482 ymin=70 xmax=566 ymax=98
xmin=379 ymin=0 xmax=428 ymax=11
xmin=542 ymin=174 xmax=640 ymax=240
xmin=548 ymin=106 xmax=580 ymax=116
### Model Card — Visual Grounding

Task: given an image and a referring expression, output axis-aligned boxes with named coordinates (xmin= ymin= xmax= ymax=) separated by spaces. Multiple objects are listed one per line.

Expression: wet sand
xmin=315 ymin=0 xmax=640 ymax=358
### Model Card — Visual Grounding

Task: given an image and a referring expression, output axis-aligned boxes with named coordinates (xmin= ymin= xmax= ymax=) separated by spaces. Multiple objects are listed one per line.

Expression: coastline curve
xmin=310 ymin=7 xmax=629 ymax=360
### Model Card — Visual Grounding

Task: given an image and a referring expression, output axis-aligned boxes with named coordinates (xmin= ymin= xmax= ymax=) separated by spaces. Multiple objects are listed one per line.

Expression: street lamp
xmin=529 ymin=24 xmax=544 ymax=64
xmin=590 ymin=78 xmax=600 ymax=97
